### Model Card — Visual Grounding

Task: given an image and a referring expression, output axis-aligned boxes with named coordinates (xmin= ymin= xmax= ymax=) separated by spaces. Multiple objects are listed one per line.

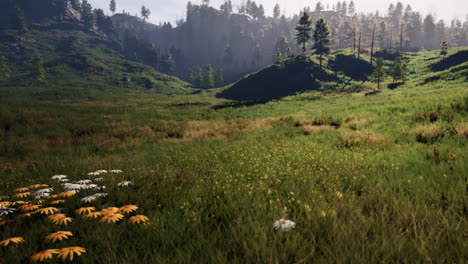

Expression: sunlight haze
xmin=89 ymin=0 xmax=468 ymax=24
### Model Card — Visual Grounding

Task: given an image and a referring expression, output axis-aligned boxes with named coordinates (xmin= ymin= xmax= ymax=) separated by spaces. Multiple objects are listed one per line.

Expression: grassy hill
xmin=0 ymin=20 xmax=191 ymax=100
xmin=0 ymin=48 xmax=466 ymax=263
xmin=219 ymin=48 xmax=468 ymax=101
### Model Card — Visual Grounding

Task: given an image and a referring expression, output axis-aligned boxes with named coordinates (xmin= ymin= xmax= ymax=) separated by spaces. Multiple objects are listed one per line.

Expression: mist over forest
xmin=2 ymin=0 xmax=467 ymax=84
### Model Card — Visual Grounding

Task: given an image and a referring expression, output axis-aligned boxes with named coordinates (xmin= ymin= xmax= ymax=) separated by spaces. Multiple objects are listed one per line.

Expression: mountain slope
xmin=0 ymin=15 xmax=191 ymax=99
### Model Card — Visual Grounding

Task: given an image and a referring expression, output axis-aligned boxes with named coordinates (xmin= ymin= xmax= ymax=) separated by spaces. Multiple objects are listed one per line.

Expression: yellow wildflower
xmin=44 ymin=231 xmax=73 ymax=243
xmin=50 ymin=200 xmax=65 ymax=205
xmin=0 ymin=237 xmax=25 ymax=246
xmin=48 ymin=214 xmax=65 ymax=223
xmin=57 ymin=247 xmax=86 ymax=261
xmin=28 ymin=184 xmax=48 ymax=189
xmin=14 ymin=192 xmax=30 ymax=198
xmin=119 ymin=205 xmax=138 ymax=214
xmin=82 ymin=212 xmax=102 ymax=219
xmin=11 ymin=201 xmax=26 ymax=206
xmin=37 ymin=207 xmax=58 ymax=215
xmin=19 ymin=204 xmax=42 ymax=212
xmin=14 ymin=187 xmax=29 ymax=192
xmin=30 ymin=249 xmax=60 ymax=262
xmin=101 ymin=207 xmax=119 ymax=216
xmin=128 ymin=215 xmax=150 ymax=224
xmin=0 ymin=201 xmax=11 ymax=207
xmin=56 ymin=191 xmax=76 ymax=198
xmin=75 ymin=207 xmax=95 ymax=215
xmin=100 ymin=213 xmax=124 ymax=224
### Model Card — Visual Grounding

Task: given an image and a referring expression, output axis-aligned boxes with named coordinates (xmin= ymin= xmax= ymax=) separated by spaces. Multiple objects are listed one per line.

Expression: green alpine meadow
xmin=0 ymin=0 xmax=467 ymax=263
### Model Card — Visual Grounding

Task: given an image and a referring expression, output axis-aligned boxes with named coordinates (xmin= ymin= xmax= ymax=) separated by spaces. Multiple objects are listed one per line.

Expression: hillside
xmin=0 ymin=48 xmax=466 ymax=263
xmin=0 ymin=11 xmax=190 ymax=100
xmin=219 ymin=48 xmax=468 ymax=101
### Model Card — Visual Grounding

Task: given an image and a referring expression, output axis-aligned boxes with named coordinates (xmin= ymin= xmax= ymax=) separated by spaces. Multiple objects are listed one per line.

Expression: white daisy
xmin=58 ymin=178 xmax=69 ymax=182
xmin=94 ymin=177 xmax=104 ymax=182
xmin=92 ymin=193 xmax=108 ymax=198
xmin=94 ymin=185 xmax=106 ymax=191
xmin=76 ymin=180 xmax=92 ymax=185
xmin=88 ymin=172 xmax=100 ymax=176
xmin=109 ymin=170 xmax=123 ymax=173
xmin=273 ymin=219 xmax=296 ymax=232
xmin=81 ymin=196 xmax=97 ymax=203
xmin=51 ymin=175 xmax=67 ymax=180
xmin=117 ymin=181 xmax=132 ymax=187
xmin=79 ymin=184 xmax=98 ymax=190
xmin=96 ymin=170 xmax=108 ymax=174
xmin=35 ymin=188 xmax=53 ymax=193
xmin=34 ymin=192 xmax=50 ymax=199
xmin=62 ymin=183 xmax=83 ymax=191
xmin=0 ymin=206 xmax=16 ymax=217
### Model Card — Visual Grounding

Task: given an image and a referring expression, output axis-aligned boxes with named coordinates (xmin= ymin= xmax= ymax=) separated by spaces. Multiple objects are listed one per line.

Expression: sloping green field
xmin=0 ymin=49 xmax=467 ymax=263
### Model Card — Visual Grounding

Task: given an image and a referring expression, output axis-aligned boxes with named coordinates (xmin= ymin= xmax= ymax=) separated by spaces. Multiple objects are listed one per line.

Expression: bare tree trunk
xmin=389 ymin=24 xmax=393 ymax=49
xmin=338 ymin=26 xmax=342 ymax=49
xmin=353 ymin=29 xmax=356 ymax=56
xmin=370 ymin=25 xmax=376 ymax=65
xmin=358 ymin=30 xmax=362 ymax=59
xmin=399 ymin=23 xmax=404 ymax=51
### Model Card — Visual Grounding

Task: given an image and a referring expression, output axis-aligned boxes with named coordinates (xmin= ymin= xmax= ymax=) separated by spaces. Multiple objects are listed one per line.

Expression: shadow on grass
xmin=388 ymin=82 xmax=405 ymax=90
xmin=212 ymin=101 xmax=268 ymax=110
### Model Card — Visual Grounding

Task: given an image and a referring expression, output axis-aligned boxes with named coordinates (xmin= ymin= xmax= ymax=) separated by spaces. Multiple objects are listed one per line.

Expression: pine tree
xmin=70 ymin=0 xmax=81 ymax=11
xmin=223 ymin=45 xmax=233 ymax=66
xmin=94 ymin=9 xmax=106 ymax=30
xmin=141 ymin=6 xmax=150 ymax=21
xmin=203 ymin=65 xmax=215 ymax=88
xmin=32 ymin=54 xmax=46 ymax=82
xmin=187 ymin=68 xmax=194 ymax=84
xmin=110 ymin=0 xmax=116 ymax=14
xmin=349 ymin=1 xmax=356 ymax=16
xmin=81 ymin=0 xmax=95 ymax=29
xmin=312 ymin=17 xmax=332 ymax=68
xmin=274 ymin=36 xmax=289 ymax=54
xmin=11 ymin=8 xmax=28 ymax=43
xmin=194 ymin=66 xmax=203 ymax=87
xmin=0 ymin=55 xmax=11 ymax=81
xmin=295 ymin=11 xmax=313 ymax=53
xmin=273 ymin=4 xmax=281 ymax=20
xmin=274 ymin=49 xmax=283 ymax=64
xmin=390 ymin=57 xmax=408 ymax=83
xmin=220 ymin=1 xmax=233 ymax=15
xmin=160 ymin=52 xmax=175 ymax=75
xmin=315 ymin=2 xmax=324 ymax=13
xmin=440 ymin=41 xmax=448 ymax=58
xmin=423 ymin=14 xmax=436 ymax=49
xmin=371 ymin=57 xmax=385 ymax=89
xmin=214 ymin=67 xmax=224 ymax=87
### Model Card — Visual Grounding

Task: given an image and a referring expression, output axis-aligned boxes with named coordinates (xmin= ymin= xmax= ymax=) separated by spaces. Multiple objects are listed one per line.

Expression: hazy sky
xmin=89 ymin=0 xmax=468 ymax=25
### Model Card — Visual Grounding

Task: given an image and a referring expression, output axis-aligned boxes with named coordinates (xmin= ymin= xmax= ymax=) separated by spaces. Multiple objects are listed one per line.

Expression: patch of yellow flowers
xmin=1 ymin=177 xmax=153 ymax=262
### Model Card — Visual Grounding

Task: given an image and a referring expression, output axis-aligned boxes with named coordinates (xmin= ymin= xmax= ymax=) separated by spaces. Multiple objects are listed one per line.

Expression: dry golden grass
xmin=339 ymin=130 xmax=394 ymax=148
xmin=342 ymin=112 xmax=373 ymax=129
xmin=453 ymin=122 xmax=468 ymax=137
xmin=302 ymin=125 xmax=335 ymax=135
xmin=409 ymin=124 xmax=445 ymax=143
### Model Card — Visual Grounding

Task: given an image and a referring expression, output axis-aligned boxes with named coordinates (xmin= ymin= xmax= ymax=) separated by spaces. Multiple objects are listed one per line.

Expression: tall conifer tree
xmin=0 ymin=56 xmax=11 ymax=81
xmin=371 ymin=57 xmax=386 ymax=89
xmin=32 ymin=54 xmax=46 ymax=82
xmin=312 ymin=17 xmax=332 ymax=68
xmin=295 ymin=11 xmax=313 ymax=53
xmin=110 ymin=0 xmax=116 ymax=14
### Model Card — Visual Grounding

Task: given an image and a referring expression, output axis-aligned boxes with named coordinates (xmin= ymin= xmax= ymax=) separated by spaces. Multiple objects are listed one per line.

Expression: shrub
xmin=338 ymin=130 xmax=393 ymax=148
xmin=410 ymin=124 xmax=445 ymax=143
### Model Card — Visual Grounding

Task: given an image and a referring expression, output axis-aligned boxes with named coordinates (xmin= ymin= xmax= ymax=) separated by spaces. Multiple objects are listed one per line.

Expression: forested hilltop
xmin=1 ymin=0 xmax=467 ymax=85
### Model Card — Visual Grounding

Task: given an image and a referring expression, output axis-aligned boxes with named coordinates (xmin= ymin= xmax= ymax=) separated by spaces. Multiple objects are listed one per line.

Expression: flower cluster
xmin=0 ymin=169 xmax=155 ymax=262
